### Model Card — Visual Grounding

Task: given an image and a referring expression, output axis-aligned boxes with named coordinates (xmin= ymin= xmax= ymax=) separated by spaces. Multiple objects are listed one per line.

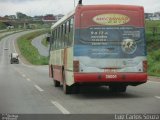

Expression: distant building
xmin=55 ymin=14 xmax=64 ymax=21
xmin=42 ymin=14 xmax=56 ymax=23
xmin=153 ymin=12 xmax=160 ymax=20
xmin=145 ymin=12 xmax=160 ymax=20
xmin=0 ymin=16 xmax=4 ymax=20
xmin=0 ymin=16 xmax=9 ymax=21
xmin=145 ymin=13 xmax=154 ymax=20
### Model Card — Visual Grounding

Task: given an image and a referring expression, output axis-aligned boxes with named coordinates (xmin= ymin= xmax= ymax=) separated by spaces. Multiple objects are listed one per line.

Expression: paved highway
xmin=0 ymin=32 xmax=160 ymax=114
xmin=0 ymin=30 xmax=23 ymax=40
xmin=31 ymin=34 xmax=49 ymax=57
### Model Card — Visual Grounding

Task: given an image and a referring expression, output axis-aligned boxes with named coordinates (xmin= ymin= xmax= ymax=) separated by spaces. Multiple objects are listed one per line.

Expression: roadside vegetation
xmin=0 ymin=22 xmax=7 ymax=30
xmin=146 ymin=20 xmax=160 ymax=76
xmin=41 ymin=37 xmax=49 ymax=47
xmin=17 ymin=29 xmax=49 ymax=65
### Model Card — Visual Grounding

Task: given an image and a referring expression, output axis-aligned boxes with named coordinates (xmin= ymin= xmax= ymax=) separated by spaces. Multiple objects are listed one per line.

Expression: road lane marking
xmin=155 ymin=96 xmax=160 ymax=99
xmin=51 ymin=100 xmax=70 ymax=114
xmin=34 ymin=85 xmax=44 ymax=92
xmin=26 ymin=78 xmax=31 ymax=82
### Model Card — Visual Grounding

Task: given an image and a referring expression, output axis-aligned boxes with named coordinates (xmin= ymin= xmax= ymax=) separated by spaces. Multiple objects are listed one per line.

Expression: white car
xmin=7 ymin=26 xmax=14 ymax=29
xmin=10 ymin=53 xmax=19 ymax=64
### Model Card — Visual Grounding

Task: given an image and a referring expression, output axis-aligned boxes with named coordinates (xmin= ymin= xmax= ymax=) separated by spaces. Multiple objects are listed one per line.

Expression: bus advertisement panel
xmin=73 ymin=5 xmax=147 ymax=85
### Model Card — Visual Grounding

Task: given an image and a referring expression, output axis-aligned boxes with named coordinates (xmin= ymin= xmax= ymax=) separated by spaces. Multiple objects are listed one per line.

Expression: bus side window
xmin=62 ymin=23 xmax=65 ymax=47
xmin=64 ymin=22 xmax=68 ymax=47
xmin=51 ymin=31 xmax=54 ymax=50
xmin=53 ymin=30 xmax=56 ymax=49
xmin=55 ymin=29 xmax=58 ymax=49
xmin=66 ymin=20 xmax=70 ymax=46
xmin=68 ymin=17 xmax=74 ymax=46
xmin=58 ymin=26 xmax=61 ymax=49
xmin=61 ymin=24 xmax=64 ymax=48
xmin=57 ymin=27 xmax=60 ymax=49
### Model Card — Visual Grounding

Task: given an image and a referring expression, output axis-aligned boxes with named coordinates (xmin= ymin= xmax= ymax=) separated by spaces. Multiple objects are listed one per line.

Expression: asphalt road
xmin=0 ymin=32 xmax=160 ymax=115
xmin=31 ymin=34 xmax=49 ymax=57
xmin=0 ymin=30 xmax=23 ymax=40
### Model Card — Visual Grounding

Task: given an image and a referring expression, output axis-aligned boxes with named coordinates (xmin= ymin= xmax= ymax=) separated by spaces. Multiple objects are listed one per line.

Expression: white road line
xmin=34 ymin=85 xmax=44 ymax=92
xmin=51 ymin=100 xmax=70 ymax=114
xmin=155 ymin=96 xmax=160 ymax=99
xmin=148 ymin=81 xmax=160 ymax=84
xmin=26 ymin=78 xmax=31 ymax=82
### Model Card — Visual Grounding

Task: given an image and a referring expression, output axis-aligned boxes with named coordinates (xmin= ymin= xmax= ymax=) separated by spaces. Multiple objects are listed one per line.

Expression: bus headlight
xmin=121 ymin=39 xmax=137 ymax=54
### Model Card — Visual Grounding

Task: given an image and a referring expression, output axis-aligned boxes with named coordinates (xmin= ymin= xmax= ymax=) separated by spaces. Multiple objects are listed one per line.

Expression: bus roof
xmin=51 ymin=4 xmax=144 ymax=30
xmin=51 ymin=10 xmax=75 ymax=30
xmin=76 ymin=4 xmax=144 ymax=11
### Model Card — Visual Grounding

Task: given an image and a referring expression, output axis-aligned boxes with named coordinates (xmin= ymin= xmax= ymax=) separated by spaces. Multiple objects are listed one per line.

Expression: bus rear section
xmin=73 ymin=5 xmax=147 ymax=92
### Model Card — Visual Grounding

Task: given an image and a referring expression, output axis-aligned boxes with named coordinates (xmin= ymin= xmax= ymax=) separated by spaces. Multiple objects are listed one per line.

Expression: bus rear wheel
xmin=63 ymin=80 xmax=72 ymax=94
xmin=53 ymin=79 xmax=60 ymax=87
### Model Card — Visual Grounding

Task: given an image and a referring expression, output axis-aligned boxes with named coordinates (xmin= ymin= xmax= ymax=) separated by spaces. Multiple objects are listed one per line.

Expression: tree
xmin=16 ymin=12 xmax=28 ymax=19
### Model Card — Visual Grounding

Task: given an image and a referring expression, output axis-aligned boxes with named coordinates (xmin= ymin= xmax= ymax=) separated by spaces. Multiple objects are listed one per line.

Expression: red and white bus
xmin=49 ymin=3 xmax=147 ymax=94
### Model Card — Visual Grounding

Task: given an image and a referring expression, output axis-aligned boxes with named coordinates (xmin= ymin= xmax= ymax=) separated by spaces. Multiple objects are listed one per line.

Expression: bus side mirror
xmin=46 ymin=33 xmax=51 ymax=43
xmin=46 ymin=36 xmax=50 ymax=43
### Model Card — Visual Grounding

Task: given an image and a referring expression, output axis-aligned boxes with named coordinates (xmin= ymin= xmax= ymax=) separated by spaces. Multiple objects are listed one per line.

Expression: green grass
xmin=41 ymin=38 xmax=49 ymax=47
xmin=146 ymin=20 xmax=160 ymax=76
xmin=17 ymin=30 xmax=49 ymax=65
xmin=0 ymin=22 xmax=7 ymax=30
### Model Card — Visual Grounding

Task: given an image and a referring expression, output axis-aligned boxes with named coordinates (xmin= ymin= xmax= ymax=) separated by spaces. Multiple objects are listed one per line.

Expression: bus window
xmin=66 ymin=21 xmax=70 ymax=46
xmin=51 ymin=31 xmax=55 ymax=50
xmin=64 ymin=22 xmax=68 ymax=47
xmin=68 ymin=19 xmax=71 ymax=32
xmin=55 ymin=29 xmax=58 ymax=49
xmin=58 ymin=26 xmax=62 ymax=49
xmin=61 ymin=24 xmax=64 ymax=48
xmin=68 ymin=18 xmax=74 ymax=46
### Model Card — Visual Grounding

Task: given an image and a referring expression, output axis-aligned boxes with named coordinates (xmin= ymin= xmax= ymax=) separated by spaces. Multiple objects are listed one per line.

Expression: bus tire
xmin=63 ymin=80 xmax=72 ymax=94
xmin=72 ymin=84 xmax=80 ymax=94
xmin=53 ymin=79 xmax=60 ymax=87
xmin=109 ymin=85 xmax=127 ymax=93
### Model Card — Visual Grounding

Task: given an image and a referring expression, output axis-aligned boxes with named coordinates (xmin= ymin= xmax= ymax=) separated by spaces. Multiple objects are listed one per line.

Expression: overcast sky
xmin=0 ymin=0 xmax=160 ymax=16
